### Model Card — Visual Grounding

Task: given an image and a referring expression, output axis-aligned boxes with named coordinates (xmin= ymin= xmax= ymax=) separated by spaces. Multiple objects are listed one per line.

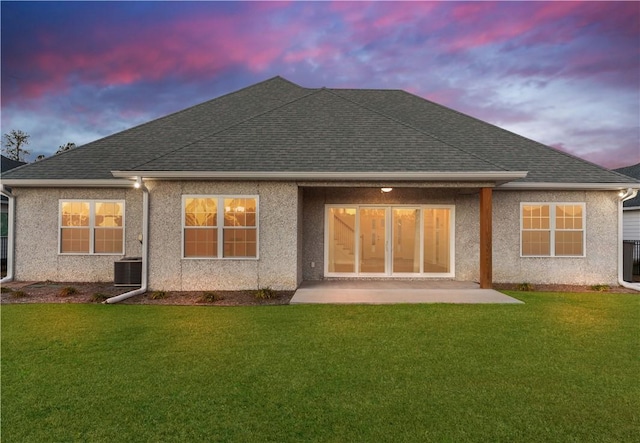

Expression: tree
xmin=56 ymin=142 xmax=76 ymax=154
xmin=2 ymin=129 xmax=30 ymax=162
xmin=35 ymin=154 xmax=46 ymax=161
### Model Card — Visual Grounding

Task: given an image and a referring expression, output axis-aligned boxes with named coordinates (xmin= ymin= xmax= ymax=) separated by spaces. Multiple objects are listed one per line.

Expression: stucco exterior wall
xmin=146 ymin=180 xmax=299 ymax=291
xmin=11 ymin=184 xmax=619 ymax=288
xmin=301 ymin=187 xmax=619 ymax=285
xmin=493 ymin=190 xmax=619 ymax=285
xmin=12 ymin=187 xmax=142 ymax=282
xmin=454 ymin=193 xmax=480 ymax=282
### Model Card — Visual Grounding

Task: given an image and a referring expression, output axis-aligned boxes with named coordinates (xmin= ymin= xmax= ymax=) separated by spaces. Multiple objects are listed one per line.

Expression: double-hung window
xmin=183 ymin=195 xmax=258 ymax=258
xmin=59 ymin=200 xmax=124 ymax=254
xmin=521 ymin=203 xmax=585 ymax=257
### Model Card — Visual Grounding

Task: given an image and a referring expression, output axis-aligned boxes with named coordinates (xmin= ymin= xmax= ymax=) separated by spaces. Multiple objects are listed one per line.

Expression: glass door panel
xmin=392 ymin=208 xmax=420 ymax=273
xmin=423 ymin=208 xmax=450 ymax=273
xmin=327 ymin=207 xmax=356 ymax=273
xmin=359 ymin=208 xmax=387 ymax=273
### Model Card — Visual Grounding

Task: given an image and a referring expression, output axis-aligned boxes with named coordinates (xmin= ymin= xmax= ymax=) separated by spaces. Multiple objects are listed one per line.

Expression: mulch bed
xmin=493 ymin=283 xmax=638 ymax=294
xmin=1 ymin=281 xmax=636 ymax=305
xmin=0 ymin=281 xmax=294 ymax=306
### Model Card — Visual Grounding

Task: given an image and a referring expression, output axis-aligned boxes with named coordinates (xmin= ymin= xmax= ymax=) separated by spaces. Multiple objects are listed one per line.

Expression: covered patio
xmin=291 ymin=280 xmax=523 ymax=304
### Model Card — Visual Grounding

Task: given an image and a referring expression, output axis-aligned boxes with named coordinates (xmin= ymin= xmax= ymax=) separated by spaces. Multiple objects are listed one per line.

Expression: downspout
xmin=1 ymin=185 xmax=15 ymax=283
xmin=618 ymin=188 xmax=640 ymax=291
xmin=105 ymin=178 xmax=149 ymax=303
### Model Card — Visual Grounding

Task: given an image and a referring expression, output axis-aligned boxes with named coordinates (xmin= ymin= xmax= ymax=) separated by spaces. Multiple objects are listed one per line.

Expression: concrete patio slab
xmin=291 ymin=280 xmax=523 ymax=304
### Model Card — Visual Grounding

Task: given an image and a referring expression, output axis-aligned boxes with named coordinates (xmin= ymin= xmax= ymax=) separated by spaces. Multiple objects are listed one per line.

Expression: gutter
xmin=618 ymin=188 xmax=640 ymax=291
xmin=498 ymin=182 xmax=640 ymax=191
xmin=105 ymin=178 xmax=149 ymax=303
xmin=111 ymin=170 xmax=529 ymax=182
xmin=0 ymin=185 xmax=15 ymax=283
xmin=0 ymin=179 xmax=134 ymax=188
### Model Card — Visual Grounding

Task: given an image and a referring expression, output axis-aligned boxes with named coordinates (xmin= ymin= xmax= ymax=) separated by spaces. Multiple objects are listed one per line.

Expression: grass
xmin=2 ymin=291 xmax=638 ymax=442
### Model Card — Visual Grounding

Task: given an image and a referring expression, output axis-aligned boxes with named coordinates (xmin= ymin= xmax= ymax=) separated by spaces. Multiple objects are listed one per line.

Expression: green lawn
xmin=2 ymin=292 xmax=638 ymax=442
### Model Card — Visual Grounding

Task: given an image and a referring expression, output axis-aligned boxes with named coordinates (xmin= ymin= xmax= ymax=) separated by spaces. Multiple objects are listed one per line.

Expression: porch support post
xmin=479 ymin=187 xmax=493 ymax=289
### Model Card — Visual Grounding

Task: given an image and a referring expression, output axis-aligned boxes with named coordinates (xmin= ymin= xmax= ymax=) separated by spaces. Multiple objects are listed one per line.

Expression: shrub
xmin=198 ymin=291 xmax=223 ymax=303
xmin=91 ymin=292 xmax=110 ymax=302
xmin=516 ymin=283 xmax=534 ymax=291
xmin=1 ymin=286 xmax=14 ymax=293
xmin=590 ymin=284 xmax=610 ymax=292
xmin=12 ymin=290 xmax=27 ymax=298
xmin=58 ymin=286 xmax=79 ymax=297
xmin=254 ymin=287 xmax=277 ymax=300
xmin=149 ymin=291 xmax=167 ymax=300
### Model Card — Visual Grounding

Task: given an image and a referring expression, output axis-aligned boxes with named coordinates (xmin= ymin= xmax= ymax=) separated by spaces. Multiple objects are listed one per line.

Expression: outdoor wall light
xmin=381 ymin=187 xmax=393 ymax=193
xmin=134 ymin=177 xmax=142 ymax=189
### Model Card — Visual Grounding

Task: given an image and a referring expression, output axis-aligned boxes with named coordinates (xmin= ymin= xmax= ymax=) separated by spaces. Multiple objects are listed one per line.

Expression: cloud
xmin=1 ymin=1 xmax=638 ymax=166
xmin=2 ymin=2 xmax=296 ymax=102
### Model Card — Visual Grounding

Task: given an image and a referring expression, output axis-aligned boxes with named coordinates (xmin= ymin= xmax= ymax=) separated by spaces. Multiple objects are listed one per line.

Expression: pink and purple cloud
xmin=2 ymin=1 xmax=638 ymax=168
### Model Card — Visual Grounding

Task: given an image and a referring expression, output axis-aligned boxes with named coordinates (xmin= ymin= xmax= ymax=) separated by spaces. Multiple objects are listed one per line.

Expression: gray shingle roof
xmin=3 ymin=76 xmax=637 ymax=185
xmin=1 ymin=155 xmax=26 ymax=173
xmin=614 ymin=163 xmax=640 ymax=207
xmin=133 ymin=88 xmax=504 ymax=173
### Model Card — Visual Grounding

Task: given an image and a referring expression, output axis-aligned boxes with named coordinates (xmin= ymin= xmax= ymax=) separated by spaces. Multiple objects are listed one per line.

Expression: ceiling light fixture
xmin=381 ymin=187 xmax=393 ymax=193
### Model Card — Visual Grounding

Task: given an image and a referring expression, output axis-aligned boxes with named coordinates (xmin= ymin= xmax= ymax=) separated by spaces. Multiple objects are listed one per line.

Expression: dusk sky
xmin=1 ymin=1 xmax=638 ymax=169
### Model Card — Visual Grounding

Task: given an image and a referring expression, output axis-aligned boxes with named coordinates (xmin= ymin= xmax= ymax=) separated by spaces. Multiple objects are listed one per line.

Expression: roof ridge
xmin=129 ymin=86 xmax=322 ymax=171
xmin=326 ymin=88 xmax=510 ymax=172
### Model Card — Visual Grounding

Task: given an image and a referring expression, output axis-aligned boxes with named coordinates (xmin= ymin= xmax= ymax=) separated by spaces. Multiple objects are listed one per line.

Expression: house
xmin=2 ymin=76 xmax=638 ymax=293
xmin=1 ymin=155 xmax=26 ymax=271
xmin=614 ymin=163 xmax=640 ymax=280
xmin=614 ymin=163 xmax=640 ymax=240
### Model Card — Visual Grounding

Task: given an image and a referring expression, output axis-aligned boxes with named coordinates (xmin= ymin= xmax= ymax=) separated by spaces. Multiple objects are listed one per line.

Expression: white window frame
xmin=520 ymin=202 xmax=586 ymax=258
xmin=324 ymin=204 xmax=455 ymax=278
xmin=182 ymin=195 xmax=259 ymax=260
xmin=58 ymin=199 xmax=126 ymax=255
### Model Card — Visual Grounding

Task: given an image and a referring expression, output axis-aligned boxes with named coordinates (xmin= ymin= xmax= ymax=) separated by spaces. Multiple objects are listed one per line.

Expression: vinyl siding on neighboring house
xmin=623 ymin=209 xmax=640 ymax=240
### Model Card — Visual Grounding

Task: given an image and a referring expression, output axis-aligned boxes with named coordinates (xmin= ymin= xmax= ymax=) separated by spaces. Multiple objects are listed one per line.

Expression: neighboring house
xmin=1 ymin=155 xmax=26 ymax=269
xmin=614 ymin=163 xmax=640 ymax=281
xmin=2 ymin=77 xmax=639 ymax=290
xmin=614 ymin=163 xmax=640 ymax=241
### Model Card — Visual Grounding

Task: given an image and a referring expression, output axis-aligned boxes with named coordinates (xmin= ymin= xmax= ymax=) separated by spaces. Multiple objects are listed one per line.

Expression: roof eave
xmin=1 ymin=179 xmax=135 ymax=188
xmin=498 ymin=182 xmax=640 ymax=191
xmin=111 ymin=170 xmax=529 ymax=183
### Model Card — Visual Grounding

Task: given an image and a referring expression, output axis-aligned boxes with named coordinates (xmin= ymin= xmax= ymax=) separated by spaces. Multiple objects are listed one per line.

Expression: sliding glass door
xmin=359 ymin=208 xmax=387 ymax=274
xmin=424 ymin=208 xmax=451 ymax=273
xmin=392 ymin=208 xmax=420 ymax=273
xmin=327 ymin=207 xmax=356 ymax=273
xmin=325 ymin=205 xmax=454 ymax=277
